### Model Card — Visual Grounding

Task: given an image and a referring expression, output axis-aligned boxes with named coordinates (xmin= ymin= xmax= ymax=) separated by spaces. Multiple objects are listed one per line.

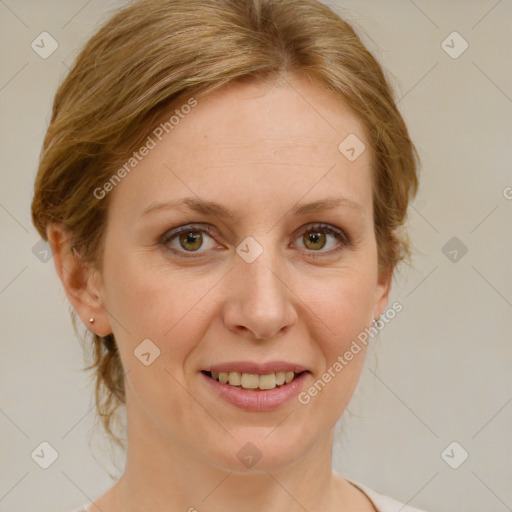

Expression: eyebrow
xmin=141 ymin=196 xmax=365 ymax=220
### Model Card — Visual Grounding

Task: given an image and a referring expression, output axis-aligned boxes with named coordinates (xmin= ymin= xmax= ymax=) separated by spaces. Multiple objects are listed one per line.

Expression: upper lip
xmin=204 ymin=361 xmax=310 ymax=375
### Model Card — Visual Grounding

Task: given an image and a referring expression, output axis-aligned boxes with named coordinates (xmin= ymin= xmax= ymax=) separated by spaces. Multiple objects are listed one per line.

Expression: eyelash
xmin=160 ymin=223 xmax=353 ymax=260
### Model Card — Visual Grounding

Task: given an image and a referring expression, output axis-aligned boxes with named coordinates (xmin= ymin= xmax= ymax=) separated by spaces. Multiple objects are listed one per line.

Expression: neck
xmin=107 ymin=395 xmax=351 ymax=512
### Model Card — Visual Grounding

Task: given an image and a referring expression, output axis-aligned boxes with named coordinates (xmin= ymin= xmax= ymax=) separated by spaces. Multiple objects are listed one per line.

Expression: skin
xmin=49 ymin=74 xmax=391 ymax=512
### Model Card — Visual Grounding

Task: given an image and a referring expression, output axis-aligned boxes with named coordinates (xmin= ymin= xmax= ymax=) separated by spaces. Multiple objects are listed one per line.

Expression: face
xmin=94 ymin=75 xmax=390 ymax=471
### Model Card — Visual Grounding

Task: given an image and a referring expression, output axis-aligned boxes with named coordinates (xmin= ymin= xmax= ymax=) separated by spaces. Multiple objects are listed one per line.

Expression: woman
xmin=31 ymin=0 xmax=426 ymax=510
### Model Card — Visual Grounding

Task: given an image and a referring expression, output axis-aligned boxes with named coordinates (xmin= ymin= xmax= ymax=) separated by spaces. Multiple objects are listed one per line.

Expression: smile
xmin=202 ymin=370 xmax=303 ymax=391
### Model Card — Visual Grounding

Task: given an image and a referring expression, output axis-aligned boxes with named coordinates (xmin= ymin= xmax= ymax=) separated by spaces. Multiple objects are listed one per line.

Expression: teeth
xmin=228 ymin=371 xmax=241 ymax=386
xmin=259 ymin=373 xmax=276 ymax=390
xmin=212 ymin=371 xmax=300 ymax=390
xmin=241 ymin=373 xmax=259 ymax=389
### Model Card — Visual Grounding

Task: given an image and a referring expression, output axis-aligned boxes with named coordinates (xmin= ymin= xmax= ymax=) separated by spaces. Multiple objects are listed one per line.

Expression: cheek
xmin=102 ymin=260 xmax=218 ymax=417
xmin=295 ymin=255 xmax=377 ymax=391
xmin=299 ymin=261 xmax=377 ymax=349
xmin=103 ymin=253 xmax=219 ymax=361
xmin=293 ymin=270 xmax=375 ymax=423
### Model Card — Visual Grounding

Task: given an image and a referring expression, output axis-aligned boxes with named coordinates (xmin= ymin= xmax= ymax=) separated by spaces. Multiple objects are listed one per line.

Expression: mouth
xmin=200 ymin=362 xmax=311 ymax=411
xmin=201 ymin=370 xmax=307 ymax=391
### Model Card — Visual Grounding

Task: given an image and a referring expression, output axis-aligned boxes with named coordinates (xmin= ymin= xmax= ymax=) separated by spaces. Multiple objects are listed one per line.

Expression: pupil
xmin=180 ymin=231 xmax=202 ymax=250
xmin=306 ymin=231 xmax=325 ymax=249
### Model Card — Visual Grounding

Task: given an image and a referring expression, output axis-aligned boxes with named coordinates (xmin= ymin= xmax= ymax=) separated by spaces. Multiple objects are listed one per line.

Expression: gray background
xmin=1 ymin=1 xmax=511 ymax=511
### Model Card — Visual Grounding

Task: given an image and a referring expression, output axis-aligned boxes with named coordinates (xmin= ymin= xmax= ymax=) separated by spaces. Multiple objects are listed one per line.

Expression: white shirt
xmin=72 ymin=480 xmax=429 ymax=512
xmin=347 ymin=479 xmax=429 ymax=511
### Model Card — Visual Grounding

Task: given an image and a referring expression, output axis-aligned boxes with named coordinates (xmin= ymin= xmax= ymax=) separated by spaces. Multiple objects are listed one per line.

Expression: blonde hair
xmin=31 ymin=0 xmax=419 ymax=450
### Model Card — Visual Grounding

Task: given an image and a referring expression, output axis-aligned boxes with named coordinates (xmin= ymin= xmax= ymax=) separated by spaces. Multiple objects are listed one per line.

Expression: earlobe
xmin=46 ymin=223 xmax=112 ymax=336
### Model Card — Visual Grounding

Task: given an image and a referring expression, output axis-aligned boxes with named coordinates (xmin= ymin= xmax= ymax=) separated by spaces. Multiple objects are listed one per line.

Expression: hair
xmin=31 ymin=0 xmax=419 ymax=452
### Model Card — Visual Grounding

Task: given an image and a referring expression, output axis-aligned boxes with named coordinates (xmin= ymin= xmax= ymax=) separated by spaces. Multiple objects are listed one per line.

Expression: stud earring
xmin=89 ymin=318 xmax=95 ymax=324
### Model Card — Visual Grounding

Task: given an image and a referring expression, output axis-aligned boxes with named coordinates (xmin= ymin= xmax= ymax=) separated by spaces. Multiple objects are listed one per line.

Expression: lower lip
xmin=200 ymin=371 xmax=309 ymax=411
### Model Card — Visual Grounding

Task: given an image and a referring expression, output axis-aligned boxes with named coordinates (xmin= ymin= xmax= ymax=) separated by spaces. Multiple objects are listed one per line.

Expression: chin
xmin=200 ymin=428 xmax=315 ymax=473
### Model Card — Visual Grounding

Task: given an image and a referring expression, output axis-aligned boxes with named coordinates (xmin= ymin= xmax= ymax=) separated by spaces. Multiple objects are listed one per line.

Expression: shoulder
xmin=346 ymin=478 xmax=431 ymax=512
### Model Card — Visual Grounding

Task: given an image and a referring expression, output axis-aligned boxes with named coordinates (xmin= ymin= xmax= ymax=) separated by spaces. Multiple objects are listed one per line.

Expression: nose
xmin=221 ymin=247 xmax=298 ymax=341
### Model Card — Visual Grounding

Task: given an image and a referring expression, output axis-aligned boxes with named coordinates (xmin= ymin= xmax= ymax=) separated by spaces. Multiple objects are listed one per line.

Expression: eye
xmin=160 ymin=222 xmax=352 ymax=259
xmin=161 ymin=224 xmax=219 ymax=256
xmin=293 ymin=223 xmax=352 ymax=257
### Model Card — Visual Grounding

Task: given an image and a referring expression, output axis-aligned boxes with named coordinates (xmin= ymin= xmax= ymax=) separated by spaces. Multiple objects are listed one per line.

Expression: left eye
xmin=294 ymin=226 xmax=344 ymax=252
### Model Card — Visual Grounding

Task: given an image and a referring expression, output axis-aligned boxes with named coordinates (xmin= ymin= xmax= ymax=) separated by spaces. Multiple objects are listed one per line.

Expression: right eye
xmin=161 ymin=223 xmax=221 ymax=256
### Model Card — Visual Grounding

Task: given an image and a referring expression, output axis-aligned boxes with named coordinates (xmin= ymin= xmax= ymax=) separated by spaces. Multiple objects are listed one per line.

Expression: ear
xmin=46 ymin=223 xmax=112 ymax=337
xmin=372 ymin=266 xmax=393 ymax=322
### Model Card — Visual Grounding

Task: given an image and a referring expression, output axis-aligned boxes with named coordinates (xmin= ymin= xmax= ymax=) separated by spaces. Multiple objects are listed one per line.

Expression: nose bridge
xmin=222 ymin=240 xmax=296 ymax=339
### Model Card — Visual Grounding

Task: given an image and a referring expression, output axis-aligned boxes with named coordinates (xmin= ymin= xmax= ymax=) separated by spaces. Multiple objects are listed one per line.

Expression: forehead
xmin=171 ymin=76 xmax=368 ymax=155
xmin=108 ymin=76 xmax=373 ymax=222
